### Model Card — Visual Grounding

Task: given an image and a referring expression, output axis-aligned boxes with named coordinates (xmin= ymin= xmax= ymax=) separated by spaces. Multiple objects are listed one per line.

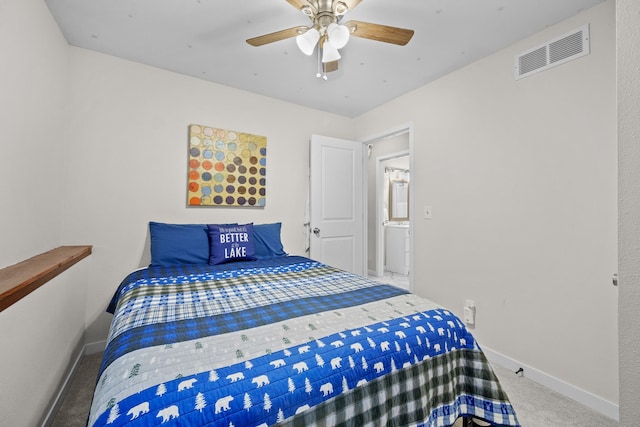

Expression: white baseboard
xmin=85 ymin=340 xmax=107 ymax=355
xmin=40 ymin=341 xmax=85 ymax=427
xmin=41 ymin=340 xmax=107 ymax=427
xmin=481 ymin=346 xmax=619 ymax=422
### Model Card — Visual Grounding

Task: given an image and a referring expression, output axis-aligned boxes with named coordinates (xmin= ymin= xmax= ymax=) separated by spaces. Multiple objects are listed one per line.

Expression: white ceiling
xmin=45 ymin=0 xmax=605 ymax=118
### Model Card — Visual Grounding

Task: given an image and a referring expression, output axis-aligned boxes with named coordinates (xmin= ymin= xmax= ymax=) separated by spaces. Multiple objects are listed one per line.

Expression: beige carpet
xmin=490 ymin=362 xmax=618 ymax=427
xmin=51 ymin=352 xmax=618 ymax=426
xmin=50 ymin=352 xmax=102 ymax=427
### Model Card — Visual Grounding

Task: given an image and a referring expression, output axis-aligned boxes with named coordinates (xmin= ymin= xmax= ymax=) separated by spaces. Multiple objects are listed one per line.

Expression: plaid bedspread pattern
xmin=89 ymin=257 xmax=519 ymax=427
xmin=282 ymin=348 xmax=517 ymax=427
xmin=101 ymin=258 xmax=408 ymax=374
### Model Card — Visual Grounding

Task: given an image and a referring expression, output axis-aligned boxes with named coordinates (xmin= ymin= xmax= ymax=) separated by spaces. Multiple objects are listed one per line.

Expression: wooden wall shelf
xmin=0 ymin=246 xmax=92 ymax=312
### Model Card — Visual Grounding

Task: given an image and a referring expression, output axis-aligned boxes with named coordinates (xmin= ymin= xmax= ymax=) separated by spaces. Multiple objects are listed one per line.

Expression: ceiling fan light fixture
xmin=327 ymin=23 xmax=350 ymax=49
xmin=322 ymin=42 xmax=341 ymax=63
xmin=300 ymin=5 xmax=315 ymax=16
xmin=333 ymin=1 xmax=349 ymax=15
xmin=296 ymin=27 xmax=320 ymax=55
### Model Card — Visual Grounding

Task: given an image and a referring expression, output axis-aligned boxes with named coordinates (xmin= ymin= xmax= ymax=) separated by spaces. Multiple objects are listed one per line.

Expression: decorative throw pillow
xmin=207 ymin=223 xmax=256 ymax=265
xmin=253 ymin=222 xmax=287 ymax=258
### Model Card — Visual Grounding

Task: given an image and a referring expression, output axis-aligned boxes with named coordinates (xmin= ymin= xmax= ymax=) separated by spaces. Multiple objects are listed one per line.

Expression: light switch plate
xmin=464 ymin=299 xmax=475 ymax=325
xmin=463 ymin=307 xmax=475 ymax=325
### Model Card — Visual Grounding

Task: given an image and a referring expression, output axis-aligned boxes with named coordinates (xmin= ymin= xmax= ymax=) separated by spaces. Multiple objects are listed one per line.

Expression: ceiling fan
xmin=246 ymin=0 xmax=414 ymax=79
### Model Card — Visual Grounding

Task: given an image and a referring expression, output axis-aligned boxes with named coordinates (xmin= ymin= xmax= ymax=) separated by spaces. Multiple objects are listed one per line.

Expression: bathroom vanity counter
xmin=385 ymin=223 xmax=409 ymax=275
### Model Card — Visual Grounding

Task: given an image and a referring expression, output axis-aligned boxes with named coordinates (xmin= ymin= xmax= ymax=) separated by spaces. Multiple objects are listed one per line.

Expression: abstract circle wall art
xmin=187 ymin=124 xmax=267 ymax=207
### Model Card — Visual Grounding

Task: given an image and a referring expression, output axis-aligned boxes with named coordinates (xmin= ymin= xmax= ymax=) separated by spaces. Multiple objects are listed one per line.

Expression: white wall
xmin=0 ymin=260 xmax=90 ymax=427
xmin=0 ymin=2 xmax=83 ymax=424
xmin=61 ymin=48 xmax=355 ymax=344
xmin=355 ymin=0 xmax=618 ymax=411
xmin=617 ymin=0 xmax=640 ymax=424
xmin=0 ymin=0 xmax=69 ymax=267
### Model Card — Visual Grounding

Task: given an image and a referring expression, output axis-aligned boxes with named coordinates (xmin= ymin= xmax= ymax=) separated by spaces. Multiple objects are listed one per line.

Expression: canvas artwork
xmin=187 ymin=124 xmax=266 ymax=207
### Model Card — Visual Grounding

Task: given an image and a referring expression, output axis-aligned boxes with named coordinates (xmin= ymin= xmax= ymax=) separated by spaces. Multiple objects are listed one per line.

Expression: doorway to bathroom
xmin=364 ymin=125 xmax=413 ymax=292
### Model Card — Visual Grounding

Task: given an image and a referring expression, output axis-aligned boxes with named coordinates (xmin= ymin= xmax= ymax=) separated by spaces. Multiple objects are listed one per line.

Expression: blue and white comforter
xmin=89 ymin=256 xmax=519 ymax=427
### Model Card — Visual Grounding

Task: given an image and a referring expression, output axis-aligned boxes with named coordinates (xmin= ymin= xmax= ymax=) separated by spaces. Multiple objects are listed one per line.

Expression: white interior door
xmin=309 ymin=135 xmax=364 ymax=275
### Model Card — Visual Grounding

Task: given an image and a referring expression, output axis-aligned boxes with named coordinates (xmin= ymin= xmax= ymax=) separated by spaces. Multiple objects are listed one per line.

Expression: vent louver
xmin=515 ymin=24 xmax=590 ymax=80
xmin=518 ymin=46 xmax=547 ymax=76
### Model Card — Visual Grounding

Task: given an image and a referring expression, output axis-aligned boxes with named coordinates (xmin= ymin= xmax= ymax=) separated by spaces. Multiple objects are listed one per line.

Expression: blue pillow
xmin=149 ymin=222 xmax=209 ymax=266
xmin=253 ymin=223 xmax=287 ymax=258
xmin=207 ymin=223 xmax=257 ymax=265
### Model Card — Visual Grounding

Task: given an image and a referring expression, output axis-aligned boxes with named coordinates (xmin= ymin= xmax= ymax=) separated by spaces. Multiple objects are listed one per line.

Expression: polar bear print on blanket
xmin=127 ymin=402 xmax=149 ymax=419
xmin=374 ymin=362 xmax=384 ymax=373
xmin=270 ymin=359 xmax=286 ymax=368
xmin=178 ymin=378 xmax=197 ymax=391
xmin=350 ymin=343 xmax=364 ymax=353
xmin=215 ymin=396 xmax=234 ymax=414
xmin=298 ymin=345 xmax=311 ymax=354
xmin=252 ymin=375 xmax=270 ymax=387
xmin=157 ymin=405 xmax=179 ymax=423
xmin=330 ymin=357 xmax=342 ymax=369
xmin=226 ymin=372 xmax=244 ymax=382
xmin=293 ymin=361 xmax=309 ymax=373
xmin=320 ymin=382 xmax=334 ymax=396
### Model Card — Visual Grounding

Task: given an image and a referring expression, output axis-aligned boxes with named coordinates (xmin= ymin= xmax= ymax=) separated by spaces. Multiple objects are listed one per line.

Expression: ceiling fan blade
xmin=246 ymin=26 xmax=307 ymax=47
xmin=324 ymin=60 xmax=339 ymax=73
xmin=345 ymin=20 xmax=414 ymax=46
xmin=342 ymin=0 xmax=363 ymax=12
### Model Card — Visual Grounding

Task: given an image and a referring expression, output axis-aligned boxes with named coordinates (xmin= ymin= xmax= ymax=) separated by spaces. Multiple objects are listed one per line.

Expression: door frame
xmin=361 ymin=122 xmax=414 ymax=291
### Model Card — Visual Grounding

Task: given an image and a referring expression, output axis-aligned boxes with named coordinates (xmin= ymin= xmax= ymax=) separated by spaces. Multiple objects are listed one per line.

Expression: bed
xmin=88 ymin=222 xmax=520 ymax=426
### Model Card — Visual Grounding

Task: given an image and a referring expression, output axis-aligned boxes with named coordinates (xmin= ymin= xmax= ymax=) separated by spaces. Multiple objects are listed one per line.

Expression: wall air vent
xmin=515 ymin=24 xmax=590 ymax=80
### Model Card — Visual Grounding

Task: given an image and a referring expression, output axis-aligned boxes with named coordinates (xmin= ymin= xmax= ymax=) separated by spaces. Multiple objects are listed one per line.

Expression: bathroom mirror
xmin=389 ymin=179 xmax=409 ymax=221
